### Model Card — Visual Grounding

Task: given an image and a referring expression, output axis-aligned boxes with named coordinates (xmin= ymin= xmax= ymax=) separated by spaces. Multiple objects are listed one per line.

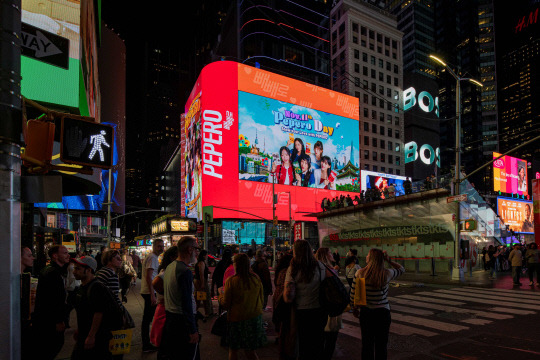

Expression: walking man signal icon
xmin=89 ymin=130 xmax=110 ymax=162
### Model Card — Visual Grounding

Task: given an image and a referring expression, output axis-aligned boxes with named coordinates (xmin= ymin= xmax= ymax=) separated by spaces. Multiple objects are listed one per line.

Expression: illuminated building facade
xmin=495 ymin=1 xmax=540 ymax=189
xmin=330 ymin=0 xmax=405 ymax=175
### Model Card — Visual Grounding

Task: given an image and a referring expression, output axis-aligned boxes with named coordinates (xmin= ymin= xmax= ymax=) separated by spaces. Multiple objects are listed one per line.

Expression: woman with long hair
xmin=271 ymin=253 xmax=293 ymax=339
xmin=150 ymin=246 xmax=179 ymax=347
xmin=270 ymin=146 xmax=295 ymax=185
xmin=219 ymin=253 xmax=266 ymax=360
xmin=350 ymin=248 xmax=404 ymax=360
xmin=290 ymin=137 xmax=305 ymax=164
xmin=195 ymin=249 xmax=215 ymax=320
xmin=313 ymin=156 xmax=335 ymax=190
xmin=315 ymin=247 xmax=342 ymax=360
xmin=284 ymin=240 xmax=327 ymax=360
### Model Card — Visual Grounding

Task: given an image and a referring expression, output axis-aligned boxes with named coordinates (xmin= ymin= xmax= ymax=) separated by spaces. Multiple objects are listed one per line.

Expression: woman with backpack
xmin=350 ymin=249 xmax=404 ymax=360
xmin=284 ymin=240 xmax=327 ymax=360
xmin=219 ymin=253 xmax=266 ymax=360
xmin=315 ymin=247 xmax=343 ymax=360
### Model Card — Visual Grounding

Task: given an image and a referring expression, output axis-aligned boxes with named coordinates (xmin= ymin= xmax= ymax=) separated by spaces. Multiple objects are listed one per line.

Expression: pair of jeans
xmin=141 ymin=293 xmax=157 ymax=347
xmin=158 ymin=312 xmax=200 ymax=360
xmin=512 ymin=266 xmax=522 ymax=284
xmin=296 ymin=307 xmax=327 ymax=360
xmin=528 ymin=263 xmax=539 ymax=283
xmin=359 ymin=307 xmax=391 ymax=360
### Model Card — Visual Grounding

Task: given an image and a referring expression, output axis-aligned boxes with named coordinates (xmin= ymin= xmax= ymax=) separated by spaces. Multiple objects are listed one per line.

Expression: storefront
xmin=151 ymin=215 xmax=197 ymax=248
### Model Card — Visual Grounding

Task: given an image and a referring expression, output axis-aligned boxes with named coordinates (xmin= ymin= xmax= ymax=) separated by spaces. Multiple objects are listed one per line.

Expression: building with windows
xmin=330 ymin=0 xmax=405 ymax=175
xmin=216 ymin=0 xmax=331 ymax=88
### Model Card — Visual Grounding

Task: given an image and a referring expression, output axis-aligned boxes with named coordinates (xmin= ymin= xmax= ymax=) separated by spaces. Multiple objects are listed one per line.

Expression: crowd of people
xmin=481 ymin=242 xmax=540 ymax=286
xmin=21 ymin=238 xmax=410 ymax=360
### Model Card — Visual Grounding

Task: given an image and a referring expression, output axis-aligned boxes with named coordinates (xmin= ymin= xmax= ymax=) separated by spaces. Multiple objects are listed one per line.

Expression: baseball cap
xmin=71 ymin=256 xmax=97 ymax=272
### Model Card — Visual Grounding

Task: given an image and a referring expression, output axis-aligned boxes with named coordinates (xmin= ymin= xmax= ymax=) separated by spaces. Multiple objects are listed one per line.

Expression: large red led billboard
xmin=182 ymin=62 xmax=360 ymax=222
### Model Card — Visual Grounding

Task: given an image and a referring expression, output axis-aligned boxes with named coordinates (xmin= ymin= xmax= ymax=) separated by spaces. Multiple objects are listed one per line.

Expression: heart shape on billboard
xmin=244 ymin=67 xmax=252 ymax=75
xmin=290 ymin=97 xmax=296 ymax=103
xmin=244 ymin=182 xmax=253 ymax=189
xmin=291 ymin=204 xmax=298 ymax=211
xmin=329 ymin=92 xmax=335 ymax=98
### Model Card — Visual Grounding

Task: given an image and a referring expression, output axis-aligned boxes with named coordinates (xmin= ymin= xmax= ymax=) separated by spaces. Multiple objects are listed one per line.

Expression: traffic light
xmin=273 ymin=216 xmax=278 ymax=225
xmin=461 ymin=219 xmax=477 ymax=231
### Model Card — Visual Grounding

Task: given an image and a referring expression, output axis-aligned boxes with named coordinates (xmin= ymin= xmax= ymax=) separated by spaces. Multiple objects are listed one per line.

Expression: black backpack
xmin=87 ymin=280 xmax=125 ymax=330
xmin=319 ymin=264 xmax=349 ymax=317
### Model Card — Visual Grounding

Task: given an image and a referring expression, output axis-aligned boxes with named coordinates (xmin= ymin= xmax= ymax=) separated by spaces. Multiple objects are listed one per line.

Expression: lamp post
xmin=429 ymin=55 xmax=483 ymax=280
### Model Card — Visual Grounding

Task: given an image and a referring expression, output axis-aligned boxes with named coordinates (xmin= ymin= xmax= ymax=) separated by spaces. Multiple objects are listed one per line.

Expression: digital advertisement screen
xmin=361 ymin=170 xmax=407 ymax=199
xmin=222 ymin=221 xmax=267 ymax=245
xmin=493 ymin=152 xmax=528 ymax=196
xmin=238 ymin=91 xmax=360 ymax=192
xmin=182 ymin=61 xmax=359 ymax=222
xmin=21 ymin=0 xmax=82 ymax=108
xmin=497 ymin=197 xmax=534 ymax=234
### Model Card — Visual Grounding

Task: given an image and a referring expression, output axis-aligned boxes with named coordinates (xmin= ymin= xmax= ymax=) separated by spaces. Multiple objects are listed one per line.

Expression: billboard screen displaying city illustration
xmin=497 ymin=197 xmax=534 ymax=234
xmin=493 ymin=152 xmax=528 ymax=196
xmin=182 ymin=61 xmax=359 ymax=222
xmin=238 ymin=91 xmax=360 ymax=192
xmin=360 ymin=170 xmax=407 ymax=199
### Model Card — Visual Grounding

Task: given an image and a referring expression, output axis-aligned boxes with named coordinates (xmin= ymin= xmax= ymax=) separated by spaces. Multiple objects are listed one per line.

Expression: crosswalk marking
xmin=395 ymin=294 xmax=466 ymax=306
xmin=340 ymin=312 xmax=438 ymax=337
xmin=391 ymin=304 xmax=434 ymax=316
xmin=457 ymin=287 xmax=540 ymax=301
xmin=460 ymin=318 xmax=492 ymax=325
xmin=391 ymin=297 xmax=518 ymax=318
xmin=391 ymin=313 xmax=469 ymax=332
xmin=414 ymin=291 xmax=540 ymax=311
xmin=489 ymin=307 xmax=537 ymax=315
xmin=432 ymin=289 xmax=540 ymax=306
xmin=464 ymin=286 xmax=540 ymax=298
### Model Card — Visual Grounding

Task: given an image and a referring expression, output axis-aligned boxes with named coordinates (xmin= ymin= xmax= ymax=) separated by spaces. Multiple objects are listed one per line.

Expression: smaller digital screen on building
xmin=497 ymin=197 xmax=534 ymax=234
xmin=361 ymin=170 xmax=407 ymax=199
xmin=493 ymin=152 xmax=528 ymax=196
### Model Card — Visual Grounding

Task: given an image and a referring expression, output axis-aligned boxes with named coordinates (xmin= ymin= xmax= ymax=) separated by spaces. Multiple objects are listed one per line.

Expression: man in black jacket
xmin=33 ymin=244 xmax=70 ymax=359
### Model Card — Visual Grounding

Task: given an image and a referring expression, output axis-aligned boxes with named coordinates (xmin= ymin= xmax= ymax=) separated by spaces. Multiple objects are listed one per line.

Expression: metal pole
xmin=272 ymin=176 xmax=276 ymax=268
xmin=107 ymin=169 xmax=112 ymax=247
xmin=288 ymin=192 xmax=292 ymax=245
xmin=204 ymin=214 xmax=208 ymax=251
xmin=0 ymin=0 xmax=22 ymax=358
xmin=452 ymin=77 xmax=462 ymax=281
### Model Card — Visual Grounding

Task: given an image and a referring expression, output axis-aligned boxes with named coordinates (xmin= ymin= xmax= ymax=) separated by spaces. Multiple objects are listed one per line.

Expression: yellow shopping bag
xmin=354 ymin=277 xmax=367 ymax=306
xmin=109 ymin=329 xmax=133 ymax=355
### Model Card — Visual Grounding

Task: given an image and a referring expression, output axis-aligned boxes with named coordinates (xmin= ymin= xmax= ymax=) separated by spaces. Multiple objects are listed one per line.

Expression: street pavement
xmin=55 ymin=270 xmax=540 ymax=360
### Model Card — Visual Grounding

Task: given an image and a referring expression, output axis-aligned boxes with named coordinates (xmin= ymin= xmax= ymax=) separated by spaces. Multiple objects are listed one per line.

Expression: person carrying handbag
xmin=119 ymin=250 xmax=137 ymax=303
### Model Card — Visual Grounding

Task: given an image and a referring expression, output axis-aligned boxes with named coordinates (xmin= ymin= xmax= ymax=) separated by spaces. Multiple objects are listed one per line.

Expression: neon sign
xmin=403 ymin=87 xmax=439 ymax=118
xmin=404 ymin=141 xmax=440 ymax=167
xmin=515 ymin=8 xmax=538 ymax=34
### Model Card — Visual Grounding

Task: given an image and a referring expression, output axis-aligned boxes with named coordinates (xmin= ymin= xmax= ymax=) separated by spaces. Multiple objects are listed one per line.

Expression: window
xmin=353 ymin=36 xmax=358 ymax=44
xmin=395 ymin=130 xmax=400 ymax=138
xmin=354 ymin=49 xmax=359 ymax=59
xmin=387 ymin=88 xmax=392 ymax=97
xmin=363 ymin=66 xmax=368 ymax=76
xmin=361 ymin=26 xmax=367 ymax=35
xmin=388 ymin=141 xmax=393 ymax=151
xmin=340 ymin=51 xmax=345 ymax=60
xmin=339 ymin=23 xmax=345 ymax=34
xmin=363 ymin=80 xmax=368 ymax=88
xmin=371 ymin=123 xmax=377 ymax=132
xmin=394 ymin=64 xmax=399 ymax=74
xmin=392 ymin=52 xmax=397 ymax=59
xmin=370 ymin=56 xmax=376 ymax=65
xmin=392 ymin=40 xmax=397 ymax=49
xmin=372 ymin=96 xmax=377 ymax=106
xmin=369 ymin=30 xmax=374 ymax=39
xmin=385 ymin=37 xmax=390 ymax=46
xmin=355 ymin=77 xmax=360 ymax=87
xmin=332 ymin=31 xmax=337 ymax=40
xmin=387 ymin=75 xmax=391 ymax=84
xmin=388 ymin=168 xmax=393 ymax=174
xmin=380 ymin=139 xmax=385 ymax=149
xmin=373 ymin=165 xmax=378 ymax=172
xmin=380 ymin=126 xmax=385 ymax=135
xmin=377 ymin=46 xmax=382 ymax=53
xmin=385 ymin=49 xmax=389 ymax=56
xmin=364 ymin=136 xmax=369 ymax=146
xmin=332 ymin=44 xmax=337 ymax=53
xmin=379 ymin=72 xmax=384 ymax=81
xmin=394 ymin=90 xmax=399 ymax=100
xmin=361 ymin=40 xmax=366 ymax=47
xmin=381 ymin=153 xmax=385 ymax=162
xmin=386 ymin=61 xmax=391 ymax=71
xmin=369 ymin=43 xmax=374 ymax=50
xmin=363 ymin=52 xmax=367 ymax=62
xmin=364 ymin=122 xmax=369 ymax=131
xmin=388 ymin=128 xmax=392 ymax=137
xmin=363 ymin=108 xmax=368 ymax=117
xmin=379 ymin=112 xmax=384 ymax=122
xmin=373 ymin=138 xmax=377 ymax=147
xmin=363 ymin=94 xmax=368 ymax=103
xmin=381 ymin=167 xmax=386 ymax=172
xmin=389 ymin=155 xmax=393 ymax=164
xmin=379 ymin=99 xmax=384 ymax=108
xmin=353 ymin=23 xmax=358 ymax=32
xmin=364 ymin=164 xmax=370 ymax=170
xmin=371 ymin=82 xmax=376 ymax=92
xmin=377 ymin=34 xmax=382 ymax=42
xmin=396 ymin=157 xmax=401 ymax=166
xmin=387 ymin=114 xmax=392 ymax=123
xmin=371 ymin=110 xmax=377 ymax=120
xmin=379 ymin=59 xmax=384 ymax=68
xmin=394 ymin=117 xmax=399 ymax=125
xmin=394 ymin=77 xmax=399 ymax=86
xmin=373 ymin=151 xmax=377 ymax=161
xmin=355 ymin=91 xmax=360 ymax=98
xmin=354 ymin=63 xmax=359 ymax=72
xmin=396 ymin=169 xmax=400 ymax=175
xmin=379 ymin=85 xmax=384 ymax=95
xmin=395 ymin=144 xmax=400 ymax=152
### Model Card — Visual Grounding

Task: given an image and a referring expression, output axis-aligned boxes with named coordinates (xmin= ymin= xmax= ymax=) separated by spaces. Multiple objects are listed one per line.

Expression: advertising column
xmin=533 ymin=180 xmax=540 ymax=246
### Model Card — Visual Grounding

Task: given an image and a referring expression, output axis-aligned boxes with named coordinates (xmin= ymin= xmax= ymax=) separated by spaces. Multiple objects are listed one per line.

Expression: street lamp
xmin=429 ymin=55 xmax=483 ymax=280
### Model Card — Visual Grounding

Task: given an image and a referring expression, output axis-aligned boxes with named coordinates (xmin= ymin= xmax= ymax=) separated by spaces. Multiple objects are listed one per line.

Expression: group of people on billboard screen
xmin=238 ymin=91 xmax=360 ymax=193
xmin=184 ymin=93 xmax=203 ymax=220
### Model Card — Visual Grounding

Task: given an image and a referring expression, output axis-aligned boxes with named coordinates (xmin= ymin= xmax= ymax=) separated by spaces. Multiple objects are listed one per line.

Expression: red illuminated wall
xmin=183 ymin=62 xmax=359 ymax=222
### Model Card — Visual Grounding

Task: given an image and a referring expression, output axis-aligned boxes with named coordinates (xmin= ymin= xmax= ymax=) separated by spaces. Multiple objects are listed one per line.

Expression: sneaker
xmin=142 ymin=344 xmax=158 ymax=352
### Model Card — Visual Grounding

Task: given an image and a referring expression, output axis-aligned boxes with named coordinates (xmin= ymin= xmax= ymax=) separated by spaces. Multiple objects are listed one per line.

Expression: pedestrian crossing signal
xmin=461 ymin=219 xmax=477 ymax=231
